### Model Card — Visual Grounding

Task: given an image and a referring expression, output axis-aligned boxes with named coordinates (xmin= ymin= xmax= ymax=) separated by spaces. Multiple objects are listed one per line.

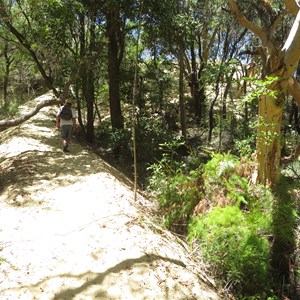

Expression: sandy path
xmin=0 ymin=94 xmax=222 ymax=300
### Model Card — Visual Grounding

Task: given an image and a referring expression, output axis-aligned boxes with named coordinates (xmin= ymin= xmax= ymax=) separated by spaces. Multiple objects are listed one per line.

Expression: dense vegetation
xmin=0 ymin=0 xmax=299 ymax=299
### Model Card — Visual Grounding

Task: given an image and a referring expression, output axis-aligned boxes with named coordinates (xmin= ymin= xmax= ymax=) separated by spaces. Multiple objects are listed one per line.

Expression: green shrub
xmin=202 ymin=152 xmax=251 ymax=206
xmin=147 ymin=139 xmax=204 ymax=231
xmin=95 ymin=121 xmax=131 ymax=154
xmin=188 ymin=205 xmax=273 ymax=294
xmin=158 ymin=169 xmax=203 ymax=230
xmin=202 ymin=152 xmax=238 ymax=184
xmin=185 ymin=152 xmax=277 ymax=295
xmin=95 ymin=120 xmax=111 ymax=148
xmin=134 ymin=114 xmax=172 ymax=162
xmin=148 ymin=148 xmax=295 ymax=298
xmin=0 ymin=100 xmax=21 ymax=118
xmin=234 ymin=135 xmax=256 ymax=158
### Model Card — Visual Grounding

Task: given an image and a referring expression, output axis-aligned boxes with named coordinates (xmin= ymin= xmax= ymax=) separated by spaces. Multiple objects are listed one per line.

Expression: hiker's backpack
xmin=59 ymin=105 xmax=73 ymax=120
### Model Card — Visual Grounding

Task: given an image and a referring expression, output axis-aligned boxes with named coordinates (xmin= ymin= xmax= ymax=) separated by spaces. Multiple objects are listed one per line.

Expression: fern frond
xmin=218 ymin=160 xmax=235 ymax=177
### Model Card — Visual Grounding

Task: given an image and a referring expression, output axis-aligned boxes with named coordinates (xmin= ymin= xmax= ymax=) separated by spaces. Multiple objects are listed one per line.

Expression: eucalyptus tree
xmin=225 ymin=0 xmax=300 ymax=186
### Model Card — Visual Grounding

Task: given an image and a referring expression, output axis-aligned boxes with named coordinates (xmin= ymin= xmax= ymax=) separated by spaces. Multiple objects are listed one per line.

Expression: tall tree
xmin=1 ymin=39 xmax=13 ymax=106
xmin=226 ymin=0 xmax=300 ymax=185
xmin=78 ymin=11 xmax=96 ymax=143
xmin=0 ymin=0 xmax=60 ymax=96
xmin=105 ymin=2 xmax=124 ymax=129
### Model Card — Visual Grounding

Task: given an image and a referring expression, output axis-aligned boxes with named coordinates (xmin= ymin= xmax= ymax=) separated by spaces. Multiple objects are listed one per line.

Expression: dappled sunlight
xmin=0 ymin=136 xmax=55 ymax=158
xmin=0 ymin=94 xmax=220 ymax=300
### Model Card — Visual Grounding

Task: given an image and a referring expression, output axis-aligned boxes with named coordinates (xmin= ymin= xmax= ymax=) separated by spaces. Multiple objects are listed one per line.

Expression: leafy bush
xmin=158 ymin=169 xmax=203 ymax=231
xmin=202 ymin=153 xmax=251 ymax=207
xmin=188 ymin=204 xmax=273 ymax=294
xmin=187 ymin=153 xmax=276 ymax=295
xmin=95 ymin=121 xmax=131 ymax=154
xmin=0 ymin=100 xmax=22 ymax=118
xmin=134 ymin=113 xmax=172 ymax=162
xmin=149 ymin=150 xmax=277 ymax=295
xmin=234 ymin=135 xmax=256 ymax=158
xmin=95 ymin=112 xmax=174 ymax=163
xmin=147 ymin=139 xmax=204 ymax=231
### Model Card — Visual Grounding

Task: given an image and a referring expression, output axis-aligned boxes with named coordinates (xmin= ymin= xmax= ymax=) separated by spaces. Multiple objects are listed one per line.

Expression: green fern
xmin=218 ymin=160 xmax=235 ymax=177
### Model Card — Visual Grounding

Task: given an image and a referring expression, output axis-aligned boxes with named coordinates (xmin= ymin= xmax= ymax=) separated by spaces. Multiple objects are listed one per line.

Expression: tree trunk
xmin=207 ymin=95 xmax=218 ymax=143
xmin=189 ymin=38 xmax=206 ymax=123
xmin=226 ymin=0 xmax=300 ymax=186
xmin=257 ymin=94 xmax=283 ymax=185
xmin=3 ymin=42 xmax=13 ymax=107
xmin=106 ymin=7 xmax=123 ymax=130
xmin=190 ymin=41 xmax=200 ymax=121
xmin=179 ymin=35 xmax=187 ymax=138
xmin=288 ymin=101 xmax=299 ymax=133
xmin=76 ymin=14 xmax=86 ymax=137
xmin=208 ymin=67 xmax=222 ymax=143
xmin=85 ymin=16 xmax=96 ymax=143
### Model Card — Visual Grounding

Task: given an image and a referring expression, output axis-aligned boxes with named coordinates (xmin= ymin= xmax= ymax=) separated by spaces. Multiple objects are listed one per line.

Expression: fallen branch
xmin=0 ymin=98 xmax=62 ymax=131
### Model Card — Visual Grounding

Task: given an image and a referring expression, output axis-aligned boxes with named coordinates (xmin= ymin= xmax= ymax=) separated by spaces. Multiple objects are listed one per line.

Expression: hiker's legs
xmin=60 ymin=125 xmax=72 ymax=151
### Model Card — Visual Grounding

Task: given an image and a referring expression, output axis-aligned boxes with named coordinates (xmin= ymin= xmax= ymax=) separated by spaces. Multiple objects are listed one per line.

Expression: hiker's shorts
xmin=60 ymin=125 xmax=72 ymax=140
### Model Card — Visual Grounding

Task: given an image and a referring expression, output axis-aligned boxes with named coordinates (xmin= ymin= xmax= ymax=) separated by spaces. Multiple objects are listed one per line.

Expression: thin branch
xmin=132 ymin=0 xmax=144 ymax=200
xmin=226 ymin=0 xmax=269 ymax=48
xmin=270 ymin=9 xmax=288 ymax=35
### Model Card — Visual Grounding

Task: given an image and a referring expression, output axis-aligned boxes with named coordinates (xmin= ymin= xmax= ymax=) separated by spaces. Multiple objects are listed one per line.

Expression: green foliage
xmin=147 ymin=139 xmax=203 ymax=231
xmin=234 ymin=135 xmax=256 ymax=158
xmin=7 ymin=101 xmax=19 ymax=116
xmin=95 ymin=120 xmax=131 ymax=154
xmin=134 ymin=113 xmax=172 ymax=162
xmin=270 ymin=177 xmax=298 ymax=290
xmin=203 ymin=152 xmax=238 ymax=180
xmin=202 ymin=153 xmax=251 ymax=206
xmin=185 ymin=152 xmax=299 ymax=297
xmin=149 ymin=150 xmax=279 ymax=296
xmin=95 ymin=112 xmax=173 ymax=161
xmin=158 ymin=169 xmax=203 ymax=230
xmin=0 ymin=98 xmax=23 ymax=118
xmin=188 ymin=203 xmax=273 ymax=294
xmin=282 ymin=159 xmax=300 ymax=180
xmin=243 ymin=76 xmax=280 ymax=104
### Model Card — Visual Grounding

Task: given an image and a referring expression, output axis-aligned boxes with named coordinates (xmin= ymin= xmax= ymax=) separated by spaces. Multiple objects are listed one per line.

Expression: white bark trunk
xmin=282 ymin=10 xmax=300 ymax=79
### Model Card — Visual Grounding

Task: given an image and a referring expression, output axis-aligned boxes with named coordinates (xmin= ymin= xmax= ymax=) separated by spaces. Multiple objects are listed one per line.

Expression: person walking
xmin=56 ymin=99 xmax=77 ymax=152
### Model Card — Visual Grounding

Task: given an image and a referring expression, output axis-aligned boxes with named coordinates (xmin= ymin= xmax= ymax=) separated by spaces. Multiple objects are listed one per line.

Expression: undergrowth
xmin=148 ymin=148 xmax=298 ymax=298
